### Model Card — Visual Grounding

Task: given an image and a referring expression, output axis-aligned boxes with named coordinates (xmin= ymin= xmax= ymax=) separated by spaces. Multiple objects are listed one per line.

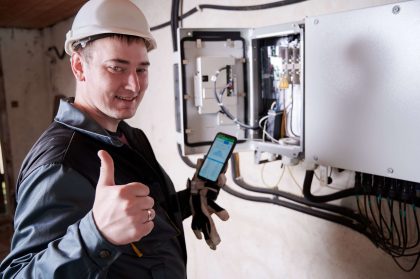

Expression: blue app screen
xmin=199 ymin=135 xmax=235 ymax=181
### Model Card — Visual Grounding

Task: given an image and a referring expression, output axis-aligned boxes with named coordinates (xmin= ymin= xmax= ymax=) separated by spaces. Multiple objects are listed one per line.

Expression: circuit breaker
xmin=194 ymin=56 xmax=237 ymax=116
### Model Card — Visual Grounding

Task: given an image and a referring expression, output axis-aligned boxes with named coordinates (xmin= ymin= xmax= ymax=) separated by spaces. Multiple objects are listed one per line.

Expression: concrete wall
xmin=1 ymin=0 xmax=419 ymax=278
xmin=0 ymin=29 xmax=48 ymax=180
xmin=0 ymin=18 xmax=75 ymax=182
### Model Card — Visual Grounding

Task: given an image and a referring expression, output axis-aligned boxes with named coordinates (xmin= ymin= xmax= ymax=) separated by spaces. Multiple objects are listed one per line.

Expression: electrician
xmin=0 ymin=0 xmax=228 ymax=278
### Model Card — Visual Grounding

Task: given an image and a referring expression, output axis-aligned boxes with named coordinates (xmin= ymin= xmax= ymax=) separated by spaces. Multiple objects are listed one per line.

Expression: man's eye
xmin=109 ymin=66 xmax=124 ymax=72
xmin=136 ymin=68 xmax=148 ymax=74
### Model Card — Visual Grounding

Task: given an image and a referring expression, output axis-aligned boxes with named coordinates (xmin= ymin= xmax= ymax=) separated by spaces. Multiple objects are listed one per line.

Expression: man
xmin=0 ymin=0 xmax=228 ymax=278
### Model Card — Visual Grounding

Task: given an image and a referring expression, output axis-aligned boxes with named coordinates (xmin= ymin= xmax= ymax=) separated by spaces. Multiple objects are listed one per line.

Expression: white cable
xmin=261 ymin=162 xmax=286 ymax=188
xmin=258 ymin=114 xmax=281 ymax=144
xmin=287 ymin=166 xmax=302 ymax=191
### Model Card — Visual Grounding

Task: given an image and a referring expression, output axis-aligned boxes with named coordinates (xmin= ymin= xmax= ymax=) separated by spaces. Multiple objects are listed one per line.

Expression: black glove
xmin=188 ymin=159 xmax=229 ymax=250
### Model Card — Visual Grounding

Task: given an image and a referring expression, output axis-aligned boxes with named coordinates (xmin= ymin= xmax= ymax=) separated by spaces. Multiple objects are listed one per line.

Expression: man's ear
xmin=71 ymin=52 xmax=86 ymax=82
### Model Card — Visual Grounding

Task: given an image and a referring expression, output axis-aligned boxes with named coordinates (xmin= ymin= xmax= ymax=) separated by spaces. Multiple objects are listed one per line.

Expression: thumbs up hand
xmin=92 ymin=150 xmax=155 ymax=245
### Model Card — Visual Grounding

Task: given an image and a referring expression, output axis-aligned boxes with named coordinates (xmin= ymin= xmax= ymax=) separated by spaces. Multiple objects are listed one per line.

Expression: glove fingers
xmin=206 ymin=239 xmax=217 ymax=250
xmin=216 ymin=172 xmax=227 ymax=187
xmin=207 ymin=200 xmax=230 ymax=221
xmin=191 ymin=215 xmax=202 ymax=239
xmin=199 ymin=211 xmax=220 ymax=250
xmin=192 ymin=158 xmax=204 ymax=180
xmin=191 ymin=194 xmax=207 ymax=240
xmin=199 ymin=195 xmax=222 ymax=249
xmin=205 ymin=217 xmax=221 ymax=250
xmin=193 ymin=229 xmax=203 ymax=240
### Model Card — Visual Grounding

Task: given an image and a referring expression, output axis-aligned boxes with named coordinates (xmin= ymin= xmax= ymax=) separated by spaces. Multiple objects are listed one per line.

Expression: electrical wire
xmin=354 ymin=175 xmax=420 ymax=272
xmin=222 ymin=183 xmax=373 ymax=238
xmin=286 ymin=166 xmax=302 ymax=192
xmin=376 ymin=196 xmax=394 ymax=243
xmin=230 ymin=153 xmax=365 ymax=222
xmin=178 ymin=142 xmax=420 ymax=271
xmin=152 ymin=0 xmax=309 ymax=31
xmin=408 ymin=204 xmax=420 ymax=249
xmin=400 ymin=201 xmax=408 ymax=252
xmin=368 ymin=195 xmax=381 ymax=233
xmin=177 ymin=141 xmax=420 ymax=272
xmin=170 ymin=0 xmax=179 ymax=52
xmin=286 ymin=82 xmax=299 ymax=138
xmin=224 ymin=153 xmax=377 ymax=244
xmin=260 ymin=162 xmax=285 ymax=188
xmin=258 ymin=115 xmax=281 ymax=143
xmin=213 ymin=67 xmax=259 ymax=130
xmin=388 ymin=199 xmax=402 ymax=253
xmin=259 ymin=100 xmax=284 ymax=143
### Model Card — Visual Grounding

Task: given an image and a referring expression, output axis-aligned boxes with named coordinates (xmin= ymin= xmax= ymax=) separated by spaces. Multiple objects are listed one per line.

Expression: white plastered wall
xmin=0 ymin=28 xmax=50 ymax=180
xmin=0 ymin=0 xmax=419 ymax=278
xmin=0 ymin=18 xmax=75 ymax=181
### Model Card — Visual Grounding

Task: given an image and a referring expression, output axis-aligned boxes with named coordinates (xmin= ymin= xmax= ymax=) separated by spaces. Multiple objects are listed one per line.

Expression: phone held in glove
xmin=197 ymin=132 xmax=237 ymax=183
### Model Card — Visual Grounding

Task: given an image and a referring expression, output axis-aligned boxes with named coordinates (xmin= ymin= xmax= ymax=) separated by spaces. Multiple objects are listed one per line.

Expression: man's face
xmin=74 ymin=37 xmax=150 ymax=130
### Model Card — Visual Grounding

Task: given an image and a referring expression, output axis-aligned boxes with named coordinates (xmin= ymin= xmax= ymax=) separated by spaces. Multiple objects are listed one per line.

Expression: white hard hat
xmin=65 ymin=0 xmax=157 ymax=55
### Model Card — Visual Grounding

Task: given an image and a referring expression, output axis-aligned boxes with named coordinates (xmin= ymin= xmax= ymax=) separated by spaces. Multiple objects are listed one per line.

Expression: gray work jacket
xmin=0 ymin=99 xmax=190 ymax=278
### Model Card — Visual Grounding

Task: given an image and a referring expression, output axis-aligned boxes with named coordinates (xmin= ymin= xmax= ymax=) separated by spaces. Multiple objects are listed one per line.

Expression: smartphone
xmin=197 ymin=132 xmax=237 ymax=183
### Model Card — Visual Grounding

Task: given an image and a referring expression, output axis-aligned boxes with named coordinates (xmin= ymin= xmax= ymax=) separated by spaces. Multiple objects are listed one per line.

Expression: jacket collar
xmin=54 ymin=98 xmax=123 ymax=147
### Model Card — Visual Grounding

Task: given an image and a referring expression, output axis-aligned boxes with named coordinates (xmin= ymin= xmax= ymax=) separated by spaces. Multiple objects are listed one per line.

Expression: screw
xmin=314 ymin=19 xmax=319 ymax=25
xmin=387 ymin=168 xmax=394 ymax=174
xmin=392 ymin=5 xmax=400 ymax=15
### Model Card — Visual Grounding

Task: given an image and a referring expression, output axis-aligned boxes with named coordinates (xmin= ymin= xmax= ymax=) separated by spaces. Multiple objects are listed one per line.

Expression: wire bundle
xmin=355 ymin=173 xmax=420 ymax=272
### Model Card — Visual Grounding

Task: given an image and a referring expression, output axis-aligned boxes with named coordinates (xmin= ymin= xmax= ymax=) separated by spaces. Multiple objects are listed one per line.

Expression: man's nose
xmin=125 ymin=71 xmax=140 ymax=92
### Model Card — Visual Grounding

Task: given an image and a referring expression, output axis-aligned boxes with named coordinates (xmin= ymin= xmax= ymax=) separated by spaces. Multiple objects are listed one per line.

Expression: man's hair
xmin=73 ymin=34 xmax=145 ymax=62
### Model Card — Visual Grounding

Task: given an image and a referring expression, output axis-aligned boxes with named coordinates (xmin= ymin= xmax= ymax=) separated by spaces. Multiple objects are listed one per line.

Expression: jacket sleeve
xmin=0 ymin=164 xmax=121 ymax=279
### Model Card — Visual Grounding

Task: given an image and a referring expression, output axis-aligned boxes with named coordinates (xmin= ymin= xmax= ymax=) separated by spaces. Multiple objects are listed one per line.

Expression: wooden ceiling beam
xmin=0 ymin=0 xmax=87 ymax=29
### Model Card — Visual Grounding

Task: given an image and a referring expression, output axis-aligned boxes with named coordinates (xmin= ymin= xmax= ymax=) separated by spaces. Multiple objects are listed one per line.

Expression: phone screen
xmin=198 ymin=133 xmax=237 ymax=182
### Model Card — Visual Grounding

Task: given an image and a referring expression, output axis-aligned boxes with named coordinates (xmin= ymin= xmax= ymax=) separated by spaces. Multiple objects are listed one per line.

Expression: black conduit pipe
xmin=229 ymin=153 xmax=362 ymax=221
xmin=175 ymin=151 xmax=374 ymax=243
xmin=222 ymin=183 xmax=374 ymax=242
xmin=303 ymin=170 xmax=357 ymax=203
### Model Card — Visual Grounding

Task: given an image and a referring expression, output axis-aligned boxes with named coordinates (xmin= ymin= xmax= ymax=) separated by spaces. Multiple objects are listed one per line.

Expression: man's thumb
xmin=97 ymin=150 xmax=115 ymax=186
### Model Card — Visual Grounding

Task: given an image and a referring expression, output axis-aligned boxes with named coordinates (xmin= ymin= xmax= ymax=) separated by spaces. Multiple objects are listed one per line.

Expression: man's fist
xmin=92 ymin=150 xmax=155 ymax=245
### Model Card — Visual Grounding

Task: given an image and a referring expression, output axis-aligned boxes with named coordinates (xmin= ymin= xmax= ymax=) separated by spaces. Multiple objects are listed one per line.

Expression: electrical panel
xmin=175 ymin=30 xmax=248 ymax=155
xmin=175 ymin=24 xmax=304 ymax=159
xmin=304 ymin=0 xmax=420 ymax=183
xmin=174 ymin=0 xmax=420 ymax=184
